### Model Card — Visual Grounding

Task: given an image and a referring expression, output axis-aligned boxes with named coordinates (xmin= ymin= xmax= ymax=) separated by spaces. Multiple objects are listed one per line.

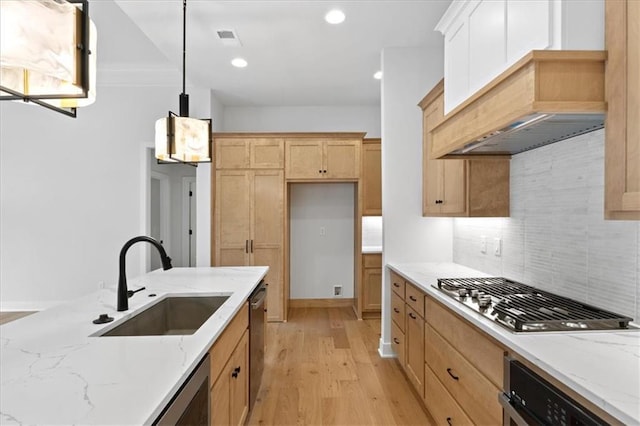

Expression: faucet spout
xmin=117 ymin=236 xmax=172 ymax=312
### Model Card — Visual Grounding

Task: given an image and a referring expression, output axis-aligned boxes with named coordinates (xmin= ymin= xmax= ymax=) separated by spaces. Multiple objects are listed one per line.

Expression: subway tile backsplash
xmin=453 ymin=130 xmax=640 ymax=320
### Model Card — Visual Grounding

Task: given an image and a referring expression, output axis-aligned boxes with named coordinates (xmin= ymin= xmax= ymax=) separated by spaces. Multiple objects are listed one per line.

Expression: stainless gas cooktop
xmin=434 ymin=277 xmax=634 ymax=332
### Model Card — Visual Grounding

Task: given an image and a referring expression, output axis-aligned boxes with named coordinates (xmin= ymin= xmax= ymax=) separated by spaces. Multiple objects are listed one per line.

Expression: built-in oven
xmin=154 ymin=353 xmax=210 ymax=425
xmin=249 ymin=280 xmax=267 ymax=411
xmin=500 ymin=356 xmax=607 ymax=426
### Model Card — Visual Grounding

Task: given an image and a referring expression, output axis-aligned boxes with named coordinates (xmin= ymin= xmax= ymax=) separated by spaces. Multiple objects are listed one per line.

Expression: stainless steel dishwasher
xmin=249 ymin=280 xmax=266 ymax=410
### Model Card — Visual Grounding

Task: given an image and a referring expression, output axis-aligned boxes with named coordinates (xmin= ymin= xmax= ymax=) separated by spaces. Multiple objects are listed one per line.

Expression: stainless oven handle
xmin=251 ymin=289 xmax=267 ymax=309
xmin=498 ymin=393 xmax=530 ymax=426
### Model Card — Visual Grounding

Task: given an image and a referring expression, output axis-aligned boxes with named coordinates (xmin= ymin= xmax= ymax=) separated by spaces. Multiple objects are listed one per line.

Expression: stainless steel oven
xmin=500 ymin=356 xmax=607 ymax=426
xmin=249 ymin=280 xmax=266 ymax=411
xmin=154 ymin=354 xmax=210 ymax=425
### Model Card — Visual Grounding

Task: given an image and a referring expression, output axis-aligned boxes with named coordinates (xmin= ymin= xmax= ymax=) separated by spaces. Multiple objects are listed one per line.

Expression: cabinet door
xmin=251 ymin=170 xmax=284 ymax=321
xmin=605 ymin=0 xmax=640 ymax=219
xmin=285 ymin=139 xmax=324 ymax=179
xmin=362 ymin=141 xmax=382 ymax=215
xmin=215 ymin=171 xmax=251 ymax=266
xmin=249 ymin=139 xmax=284 ymax=169
xmin=325 ymin=140 xmax=360 ymax=179
xmin=362 ymin=267 xmax=382 ymax=312
xmin=229 ymin=331 xmax=249 ymax=426
xmin=211 ymin=367 xmax=231 ymax=426
xmin=423 ymin=90 xmax=446 ymax=216
xmin=441 ymin=160 xmax=467 ymax=215
xmin=215 ymin=139 xmax=249 ymax=169
xmin=405 ymin=305 xmax=425 ymax=399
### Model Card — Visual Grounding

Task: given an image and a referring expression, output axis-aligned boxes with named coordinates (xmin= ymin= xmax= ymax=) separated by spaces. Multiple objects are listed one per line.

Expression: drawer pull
xmin=393 ymin=282 xmax=400 ymax=288
xmin=393 ymin=338 xmax=400 ymax=344
xmin=394 ymin=308 xmax=400 ymax=313
xmin=232 ymin=366 xmax=241 ymax=378
xmin=446 ymin=368 xmax=459 ymax=381
xmin=409 ymin=312 xmax=416 ymax=320
xmin=446 ymin=417 xmax=452 ymax=426
xmin=409 ymin=296 xmax=417 ymax=302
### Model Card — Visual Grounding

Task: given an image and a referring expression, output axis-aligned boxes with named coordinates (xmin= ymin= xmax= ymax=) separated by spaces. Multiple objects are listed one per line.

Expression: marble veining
xmin=387 ymin=262 xmax=640 ymax=425
xmin=0 ymin=266 xmax=267 ymax=425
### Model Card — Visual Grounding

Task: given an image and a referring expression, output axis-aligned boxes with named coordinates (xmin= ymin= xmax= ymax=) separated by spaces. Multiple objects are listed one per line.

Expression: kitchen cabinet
xmin=285 ymin=138 xmax=361 ymax=180
xmin=605 ymin=0 xmax=640 ymax=220
xmin=361 ymin=253 xmax=382 ymax=317
xmin=209 ymin=304 xmax=249 ymax=426
xmin=420 ymin=80 xmax=510 ymax=217
xmin=405 ymin=302 xmax=424 ymax=399
xmin=436 ymin=0 xmax=604 ymax=113
xmin=361 ymin=139 xmax=382 ymax=215
xmin=214 ymin=170 xmax=284 ymax=321
xmin=215 ymin=137 xmax=284 ymax=169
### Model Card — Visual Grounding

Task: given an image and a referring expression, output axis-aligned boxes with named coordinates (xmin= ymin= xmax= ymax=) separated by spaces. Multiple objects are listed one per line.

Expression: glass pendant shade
xmin=0 ymin=0 xmax=96 ymax=116
xmin=155 ymin=115 xmax=212 ymax=163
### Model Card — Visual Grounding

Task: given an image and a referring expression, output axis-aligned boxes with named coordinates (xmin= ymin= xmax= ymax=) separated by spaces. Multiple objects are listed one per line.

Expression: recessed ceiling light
xmin=374 ymin=71 xmax=382 ymax=80
xmin=231 ymin=57 xmax=248 ymax=68
xmin=325 ymin=9 xmax=345 ymax=24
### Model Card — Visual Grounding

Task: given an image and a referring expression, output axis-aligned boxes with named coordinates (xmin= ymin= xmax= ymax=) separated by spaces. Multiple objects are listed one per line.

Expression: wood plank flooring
xmin=248 ymin=307 xmax=434 ymax=426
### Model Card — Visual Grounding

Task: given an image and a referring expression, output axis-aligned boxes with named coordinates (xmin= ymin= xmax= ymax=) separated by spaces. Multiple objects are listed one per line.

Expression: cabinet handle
xmin=408 ymin=312 xmax=416 ymax=320
xmin=245 ymin=240 xmax=248 ymax=253
xmin=393 ymin=338 xmax=400 ymax=344
xmin=409 ymin=295 xmax=417 ymax=302
xmin=232 ymin=366 xmax=241 ymax=378
xmin=319 ymin=170 xmax=323 ymax=174
xmin=446 ymin=368 xmax=459 ymax=381
xmin=394 ymin=308 xmax=400 ymax=313
xmin=393 ymin=282 xmax=400 ymax=288
xmin=250 ymin=239 xmax=254 ymax=253
xmin=446 ymin=417 xmax=452 ymax=426
xmin=323 ymin=170 xmax=327 ymax=173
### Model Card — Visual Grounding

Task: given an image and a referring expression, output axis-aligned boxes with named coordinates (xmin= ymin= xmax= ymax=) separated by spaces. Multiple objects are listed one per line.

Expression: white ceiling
xmin=102 ymin=0 xmax=451 ymax=106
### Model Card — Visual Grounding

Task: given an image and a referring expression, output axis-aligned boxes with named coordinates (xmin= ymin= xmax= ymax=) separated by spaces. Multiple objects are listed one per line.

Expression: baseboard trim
xmin=378 ymin=338 xmax=396 ymax=358
xmin=289 ymin=298 xmax=355 ymax=308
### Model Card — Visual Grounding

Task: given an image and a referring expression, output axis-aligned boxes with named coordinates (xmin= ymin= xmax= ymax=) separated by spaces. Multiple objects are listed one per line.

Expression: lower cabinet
xmin=209 ymin=304 xmax=249 ymax=426
xmin=361 ymin=254 xmax=382 ymax=317
xmin=405 ymin=304 xmax=425 ymax=399
xmin=424 ymin=365 xmax=473 ymax=426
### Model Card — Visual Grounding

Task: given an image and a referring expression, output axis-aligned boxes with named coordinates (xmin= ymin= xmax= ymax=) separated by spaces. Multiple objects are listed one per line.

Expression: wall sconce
xmin=154 ymin=0 xmax=212 ymax=165
xmin=0 ymin=0 xmax=97 ymax=118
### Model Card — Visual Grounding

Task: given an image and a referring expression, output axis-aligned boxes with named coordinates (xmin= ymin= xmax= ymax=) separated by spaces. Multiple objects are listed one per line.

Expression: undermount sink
xmin=100 ymin=296 xmax=230 ymax=337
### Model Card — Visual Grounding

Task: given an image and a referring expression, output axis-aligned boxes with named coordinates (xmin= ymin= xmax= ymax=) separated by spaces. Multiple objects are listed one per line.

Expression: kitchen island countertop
xmin=0 ymin=266 xmax=267 ymax=425
xmin=387 ymin=262 xmax=640 ymax=425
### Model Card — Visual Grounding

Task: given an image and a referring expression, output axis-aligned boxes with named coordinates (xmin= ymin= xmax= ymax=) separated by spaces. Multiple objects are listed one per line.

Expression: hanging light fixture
xmin=0 ymin=0 xmax=97 ymax=118
xmin=155 ymin=0 xmax=212 ymax=165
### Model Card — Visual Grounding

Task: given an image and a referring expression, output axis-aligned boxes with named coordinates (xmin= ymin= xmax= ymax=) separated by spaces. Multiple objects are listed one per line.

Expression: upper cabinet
xmin=605 ymin=0 xmax=640 ymax=220
xmin=436 ymin=0 xmax=604 ymax=113
xmin=285 ymin=136 xmax=362 ymax=180
xmin=215 ymin=136 xmax=284 ymax=169
xmin=362 ymin=139 xmax=382 ymax=216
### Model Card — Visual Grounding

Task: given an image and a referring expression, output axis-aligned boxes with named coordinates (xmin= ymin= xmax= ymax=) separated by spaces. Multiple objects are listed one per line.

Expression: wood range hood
xmin=430 ymin=50 xmax=607 ymax=159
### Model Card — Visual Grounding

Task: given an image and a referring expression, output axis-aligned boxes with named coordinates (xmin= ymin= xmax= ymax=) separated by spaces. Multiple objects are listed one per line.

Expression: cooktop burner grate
xmin=437 ymin=277 xmax=634 ymax=332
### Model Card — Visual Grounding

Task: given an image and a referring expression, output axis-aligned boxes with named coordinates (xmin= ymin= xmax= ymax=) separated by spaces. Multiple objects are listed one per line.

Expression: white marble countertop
xmin=387 ymin=262 xmax=640 ymax=425
xmin=362 ymin=246 xmax=382 ymax=254
xmin=0 ymin=266 xmax=267 ymax=425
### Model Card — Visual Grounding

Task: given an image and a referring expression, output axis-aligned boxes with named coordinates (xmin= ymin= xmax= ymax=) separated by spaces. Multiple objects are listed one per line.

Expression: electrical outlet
xmin=98 ymin=280 xmax=106 ymax=289
xmin=320 ymin=226 xmax=326 ymax=236
xmin=494 ymin=237 xmax=502 ymax=256
xmin=480 ymin=236 xmax=487 ymax=254
xmin=333 ymin=285 xmax=342 ymax=297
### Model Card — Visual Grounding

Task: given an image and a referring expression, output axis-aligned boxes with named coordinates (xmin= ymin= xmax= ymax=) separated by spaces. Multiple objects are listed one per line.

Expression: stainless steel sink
xmin=100 ymin=296 xmax=230 ymax=337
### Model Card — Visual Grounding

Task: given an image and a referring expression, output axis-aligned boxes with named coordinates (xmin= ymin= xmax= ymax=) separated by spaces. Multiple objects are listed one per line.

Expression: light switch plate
xmin=481 ymin=236 xmax=487 ymax=253
xmin=494 ymin=237 xmax=502 ymax=256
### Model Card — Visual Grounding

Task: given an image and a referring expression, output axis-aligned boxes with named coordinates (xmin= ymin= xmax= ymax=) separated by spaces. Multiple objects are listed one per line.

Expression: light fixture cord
xmin=182 ymin=0 xmax=186 ymax=95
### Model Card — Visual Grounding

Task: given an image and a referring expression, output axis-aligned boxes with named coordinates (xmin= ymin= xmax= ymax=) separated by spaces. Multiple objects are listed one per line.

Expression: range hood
xmin=429 ymin=51 xmax=607 ymax=159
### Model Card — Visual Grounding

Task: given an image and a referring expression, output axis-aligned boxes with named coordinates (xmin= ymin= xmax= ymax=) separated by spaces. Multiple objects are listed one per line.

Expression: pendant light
xmin=0 ymin=0 xmax=97 ymax=118
xmin=155 ymin=0 xmax=212 ymax=165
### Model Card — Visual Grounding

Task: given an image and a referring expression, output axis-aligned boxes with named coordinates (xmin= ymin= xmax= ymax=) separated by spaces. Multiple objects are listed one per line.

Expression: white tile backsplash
xmin=362 ymin=216 xmax=383 ymax=248
xmin=453 ymin=130 xmax=640 ymax=319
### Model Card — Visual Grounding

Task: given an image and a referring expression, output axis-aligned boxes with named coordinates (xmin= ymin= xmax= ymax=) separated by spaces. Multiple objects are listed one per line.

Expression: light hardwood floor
xmin=0 ymin=311 xmax=34 ymax=325
xmin=248 ymin=307 xmax=434 ymax=426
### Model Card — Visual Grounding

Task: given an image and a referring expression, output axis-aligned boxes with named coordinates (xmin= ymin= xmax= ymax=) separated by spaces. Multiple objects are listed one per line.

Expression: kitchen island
xmin=388 ymin=262 xmax=640 ymax=425
xmin=0 ymin=266 xmax=267 ymax=425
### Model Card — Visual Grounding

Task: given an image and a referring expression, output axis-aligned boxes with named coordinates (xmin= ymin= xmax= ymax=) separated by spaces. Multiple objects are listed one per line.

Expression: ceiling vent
xmin=216 ymin=29 xmax=242 ymax=46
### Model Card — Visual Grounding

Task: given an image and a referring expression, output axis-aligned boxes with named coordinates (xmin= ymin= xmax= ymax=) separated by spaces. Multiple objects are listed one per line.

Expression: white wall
xmin=289 ymin=183 xmax=355 ymax=299
xmin=379 ymin=46 xmax=453 ymax=356
xmin=223 ymin=105 xmax=381 ymax=137
xmin=453 ymin=130 xmax=640 ymax=321
xmin=362 ymin=216 xmax=383 ymax=248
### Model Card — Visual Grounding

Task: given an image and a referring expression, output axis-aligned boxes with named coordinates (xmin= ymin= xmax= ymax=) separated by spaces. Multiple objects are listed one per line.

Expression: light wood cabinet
xmin=214 ymin=170 xmax=284 ymax=321
xmin=209 ymin=304 xmax=249 ymax=426
xmin=420 ymin=80 xmax=510 ymax=217
xmin=215 ymin=137 xmax=284 ymax=169
xmin=362 ymin=139 xmax=382 ymax=215
xmin=361 ymin=253 xmax=382 ymax=316
xmin=423 ymin=365 xmax=473 ymax=426
xmin=285 ymin=139 xmax=360 ymax=180
xmin=405 ymin=304 xmax=425 ymax=399
xmin=605 ymin=0 xmax=640 ymax=220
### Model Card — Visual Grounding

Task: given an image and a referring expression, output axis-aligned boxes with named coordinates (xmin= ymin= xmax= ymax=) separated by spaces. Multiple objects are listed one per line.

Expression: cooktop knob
xmin=478 ymin=296 xmax=492 ymax=309
xmin=470 ymin=289 xmax=479 ymax=298
xmin=458 ymin=288 xmax=468 ymax=297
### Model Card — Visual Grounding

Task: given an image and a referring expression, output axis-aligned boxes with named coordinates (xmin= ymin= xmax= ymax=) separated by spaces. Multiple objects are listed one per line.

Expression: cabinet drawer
xmin=209 ymin=303 xmax=249 ymax=384
xmin=424 ymin=365 xmax=473 ymax=426
xmin=426 ymin=298 xmax=504 ymax=388
xmin=390 ymin=271 xmax=405 ymax=298
xmin=391 ymin=291 xmax=405 ymax=332
xmin=391 ymin=320 xmax=405 ymax=366
xmin=363 ymin=253 xmax=382 ymax=268
xmin=405 ymin=284 xmax=425 ymax=318
xmin=426 ymin=324 xmax=501 ymax=425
